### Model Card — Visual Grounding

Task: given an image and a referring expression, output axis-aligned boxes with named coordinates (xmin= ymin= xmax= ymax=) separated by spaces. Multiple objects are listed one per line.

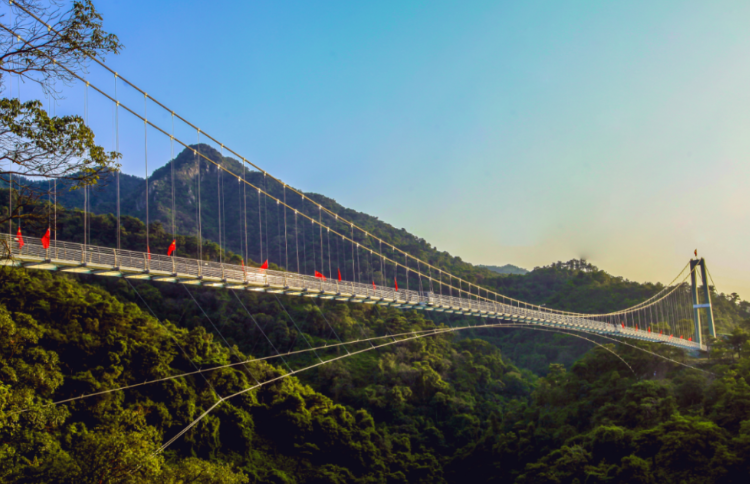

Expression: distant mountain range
xmin=478 ymin=264 xmax=529 ymax=275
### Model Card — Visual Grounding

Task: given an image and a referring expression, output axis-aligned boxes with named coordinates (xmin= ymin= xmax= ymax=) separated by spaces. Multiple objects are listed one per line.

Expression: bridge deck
xmin=0 ymin=234 xmax=705 ymax=351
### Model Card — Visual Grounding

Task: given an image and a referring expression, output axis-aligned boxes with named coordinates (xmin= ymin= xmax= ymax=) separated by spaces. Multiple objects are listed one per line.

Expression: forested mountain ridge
xmin=479 ymin=264 xmax=529 ymax=275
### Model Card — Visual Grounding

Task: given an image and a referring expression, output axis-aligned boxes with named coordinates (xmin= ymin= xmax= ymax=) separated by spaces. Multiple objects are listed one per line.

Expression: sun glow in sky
xmin=16 ymin=1 xmax=750 ymax=297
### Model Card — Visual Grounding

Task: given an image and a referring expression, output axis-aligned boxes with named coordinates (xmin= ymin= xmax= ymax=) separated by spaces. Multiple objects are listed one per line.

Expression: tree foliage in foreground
xmin=0 ymin=0 xmax=122 ymax=228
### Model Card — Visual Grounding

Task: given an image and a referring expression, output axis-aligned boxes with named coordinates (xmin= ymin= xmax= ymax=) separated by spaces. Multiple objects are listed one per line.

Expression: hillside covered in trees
xmin=1 ymin=241 xmax=750 ymax=482
xmin=479 ymin=264 xmax=529 ymax=276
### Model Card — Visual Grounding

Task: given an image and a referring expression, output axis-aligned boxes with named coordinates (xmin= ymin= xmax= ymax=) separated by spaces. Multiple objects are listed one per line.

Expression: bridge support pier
xmin=690 ymin=258 xmax=716 ymax=347
xmin=690 ymin=260 xmax=702 ymax=346
xmin=699 ymin=258 xmax=716 ymax=339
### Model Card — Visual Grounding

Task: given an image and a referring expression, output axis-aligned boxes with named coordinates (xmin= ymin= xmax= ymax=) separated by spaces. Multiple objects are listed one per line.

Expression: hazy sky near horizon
xmin=12 ymin=1 xmax=750 ymax=297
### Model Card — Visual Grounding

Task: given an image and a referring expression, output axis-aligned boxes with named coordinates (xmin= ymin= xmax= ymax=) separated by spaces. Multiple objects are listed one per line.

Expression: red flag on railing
xmin=621 ymin=322 xmax=625 ymax=328
xmin=660 ymin=330 xmax=663 ymax=335
xmin=688 ymin=337 xmax=692 ymax=341
xmin=315 ymin=271 xmax=326 ymax=280
xmin=41 ymin=228 xmax=50 ymax=249
xmin=648 ymin=327 xmax=651 ymax=333
xmin=147 ymin=246 xmax=151 ymax=260
xmin=395 ymin=279 xmax=398 ymax=291
xmin=337 ymin=268 xmax=342 ymax=282
xmin=260 ymin=260 xmax=268 ymax=270
xmin=635 ymin=325 xmax=639 ymax=331
xmin=167 ymin=239 xmax=176 ymax=256
xmin=680 ymin=335 xmax=683 ymax=339
xmin=16 ymin=227 xmax=24 ymax=249
xmin=372 ymin=281 xmax=376 ymax=290
xmin=669 ymin=334 xmax=673 ymax=340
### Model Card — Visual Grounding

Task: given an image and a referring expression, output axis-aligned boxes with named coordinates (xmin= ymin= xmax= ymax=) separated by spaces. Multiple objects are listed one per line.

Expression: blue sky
xmin=12 ymin=1 xmax=750 ymax=297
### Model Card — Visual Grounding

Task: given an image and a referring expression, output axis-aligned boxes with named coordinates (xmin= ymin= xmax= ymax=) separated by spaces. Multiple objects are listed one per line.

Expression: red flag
xmin=372 ymin=281 xmax=376 ymax=290
xmin=41 ymin=228 xmax=50 ymax=249
xmin=694 ymin=249 xmax=698 ymax=257
xmin=260 ymin=260 xmax=268 ymax=270
xmin=147 ymin=246 xmax=151 ymax=260
xmin=16 ymin=227 xmax=24 ymax=249
xmin=648 ymin=327 xmax=651 ymax=333
xmin=635 ymin=325 xmax=639 ymax=331
xmin=337 ymin=268 xmax=342 ymax=281
xmin=669 ymin=334 xmax=673 ymax=340
xmin=315 ymin=271 xmax=326 ymax=280
xmin=660 ymin=330 xmax=663 ymax=335
xmin=621 ymin=322 xmax=625 ymax=328
xmin=395 ymin=279 xmax=398 ymax=291
xmin=167 ymin=239 xmax=176 ymax=256
xmin=689 ymin=337 xmax=692 ymax=341
xmin=680 ymin=335 xmax=683 ymax=339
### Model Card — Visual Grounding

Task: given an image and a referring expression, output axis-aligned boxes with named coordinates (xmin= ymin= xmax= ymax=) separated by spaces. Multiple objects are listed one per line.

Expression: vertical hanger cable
xmin=170 ymin=115 xmax=175 ymax=244
xmin=196 ymin=134 xmax=203 ymax=260
xmin=144 ymin=94 xmax=149 ymax=256
xmin=294 ymin=211 xmax=300 ymax=273
xmin=257 ymin=188 xmax=263 ymax=264
xmin=115 ymin=74 xmax=120 ymax=250
xmin=283 ymin=185 xmax=288 ymax=271
xmin=243 ymin=161 xmax=248 ymax=264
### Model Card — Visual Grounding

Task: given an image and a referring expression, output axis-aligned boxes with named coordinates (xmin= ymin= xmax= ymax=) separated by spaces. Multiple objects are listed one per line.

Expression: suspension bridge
xmin=0 ymin=232 xmax=715 ymax=352
xmin=0 ymin=0 xmax=721 ymax=456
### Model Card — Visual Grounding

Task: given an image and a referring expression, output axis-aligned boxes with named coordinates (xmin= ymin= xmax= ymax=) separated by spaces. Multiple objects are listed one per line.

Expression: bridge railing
xmin=0 ymin=234 xmax=604 ymax=317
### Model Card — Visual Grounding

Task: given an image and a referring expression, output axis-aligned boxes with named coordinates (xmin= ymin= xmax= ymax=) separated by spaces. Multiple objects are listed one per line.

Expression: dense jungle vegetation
xmin=1 ymin=227 xmax=750 ymax=482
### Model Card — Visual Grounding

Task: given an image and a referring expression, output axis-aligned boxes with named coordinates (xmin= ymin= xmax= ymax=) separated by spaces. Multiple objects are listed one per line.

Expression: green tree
xmin=613 ymin=455 xmax=655 ymax=484
xmin=725 ymin=328 xmax=749 ymax=360
xmin=1 ymin=0 xmax=122 ymax=227
xmin=161 ymin=457 xmax=250 ymax=484
xmin=70 ymin=409 xmax=163 ymax=484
